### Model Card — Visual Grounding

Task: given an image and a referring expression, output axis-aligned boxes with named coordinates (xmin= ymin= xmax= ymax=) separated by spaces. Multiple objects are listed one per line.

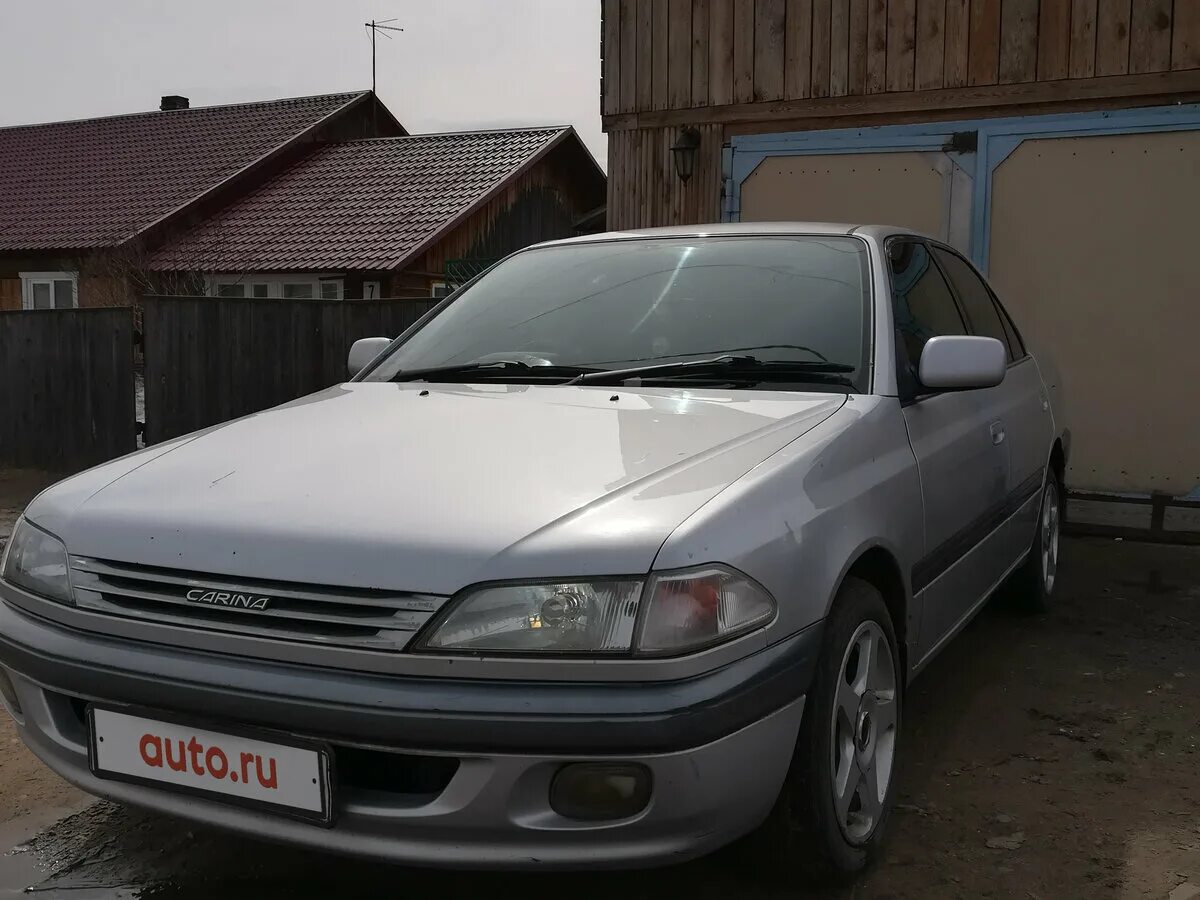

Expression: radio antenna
xmin=365 ymin=18 xmax=404 ymax=134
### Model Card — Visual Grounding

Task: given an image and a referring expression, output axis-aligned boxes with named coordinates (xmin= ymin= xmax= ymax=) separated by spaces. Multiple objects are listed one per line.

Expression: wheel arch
xmin=831 ymin=542 xmax=911 ymax=675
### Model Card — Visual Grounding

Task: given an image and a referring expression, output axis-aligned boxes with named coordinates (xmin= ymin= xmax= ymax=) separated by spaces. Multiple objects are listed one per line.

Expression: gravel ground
xmin=1 ymin=470 xmax=1197 ymax=898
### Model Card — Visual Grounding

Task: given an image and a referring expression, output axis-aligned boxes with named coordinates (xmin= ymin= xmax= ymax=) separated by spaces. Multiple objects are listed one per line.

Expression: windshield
xmin=363 ymin=236 xmax=871 ymax=391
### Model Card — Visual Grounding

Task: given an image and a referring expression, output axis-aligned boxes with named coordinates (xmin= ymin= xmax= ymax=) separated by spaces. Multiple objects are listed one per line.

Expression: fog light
xmin=549 ymin=763 xmax=651 ymax=821
xmin=0 ymin=667 xmax=21 ymax=719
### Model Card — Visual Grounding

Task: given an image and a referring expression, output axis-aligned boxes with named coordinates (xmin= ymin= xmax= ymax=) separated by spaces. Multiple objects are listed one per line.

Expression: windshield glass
xmin=363 ymin=236 xmax=871 ymax=391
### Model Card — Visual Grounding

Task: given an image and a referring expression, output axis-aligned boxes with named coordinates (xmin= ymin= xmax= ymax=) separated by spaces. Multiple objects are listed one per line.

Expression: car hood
xmin=30 ymin=383 xmax=845 ymax=595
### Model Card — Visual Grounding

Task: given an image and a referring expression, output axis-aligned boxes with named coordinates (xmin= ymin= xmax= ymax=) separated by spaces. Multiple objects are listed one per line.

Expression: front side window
xmin=887 ymin=240 xmax=966 ymax=398
xmin=363 ymin=236 xmax=871 ymax=392
xmin=931 ymin=247 xmax=1015 ymax=361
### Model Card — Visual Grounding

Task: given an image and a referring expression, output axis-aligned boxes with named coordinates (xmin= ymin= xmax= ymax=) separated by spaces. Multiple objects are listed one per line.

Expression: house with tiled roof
xmin=148 ymin=124 xmax=606 ymax=300
xmin=0 ymin=91 xmax=605 ymax=308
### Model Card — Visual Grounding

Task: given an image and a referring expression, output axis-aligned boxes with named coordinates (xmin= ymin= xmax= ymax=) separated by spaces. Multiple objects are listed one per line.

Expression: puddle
xmin=0 ymin=801 xmax=95 ymax=897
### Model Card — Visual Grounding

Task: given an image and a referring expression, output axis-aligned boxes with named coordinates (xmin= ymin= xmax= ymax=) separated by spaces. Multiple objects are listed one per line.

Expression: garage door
xmin=988 ymin=130 xmax=1200 ymax=495
xmin=739 ymin=151 xmax=973 ymax=251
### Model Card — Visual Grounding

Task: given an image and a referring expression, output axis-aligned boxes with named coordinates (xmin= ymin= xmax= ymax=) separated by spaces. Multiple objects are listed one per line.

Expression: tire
xmin=1008 ymin=469 xmax=1063 ymax=614
xmin=742 ymin=577 xmax=902 ymax=885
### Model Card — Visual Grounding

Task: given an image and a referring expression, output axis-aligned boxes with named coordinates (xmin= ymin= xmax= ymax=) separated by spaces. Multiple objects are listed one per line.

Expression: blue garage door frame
xmin=724 ymin=103 xmax=1200 ymax=273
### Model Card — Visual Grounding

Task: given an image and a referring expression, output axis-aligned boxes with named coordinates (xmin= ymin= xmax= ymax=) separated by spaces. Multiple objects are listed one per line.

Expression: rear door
xmin=930 ymin=245 xmax=1051 ymax=562
xmin=886 ymin=239 xmax=1010 ymax=662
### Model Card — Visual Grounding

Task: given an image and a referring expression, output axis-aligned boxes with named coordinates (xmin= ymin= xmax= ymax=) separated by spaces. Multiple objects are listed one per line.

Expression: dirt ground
xmin=1 ymin=469 xmax=1198 ymax=898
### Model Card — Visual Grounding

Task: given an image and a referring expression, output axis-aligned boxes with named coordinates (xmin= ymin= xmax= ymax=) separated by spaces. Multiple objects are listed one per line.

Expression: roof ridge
xmin=0 ymin=90 xmax=370 ymax=133
xmin=332 ymin=124 xmax=571 ymax=144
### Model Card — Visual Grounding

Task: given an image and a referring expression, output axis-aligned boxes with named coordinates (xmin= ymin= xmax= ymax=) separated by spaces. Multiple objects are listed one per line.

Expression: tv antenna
xmin=365 ymin=18 xmax=403 ymax=133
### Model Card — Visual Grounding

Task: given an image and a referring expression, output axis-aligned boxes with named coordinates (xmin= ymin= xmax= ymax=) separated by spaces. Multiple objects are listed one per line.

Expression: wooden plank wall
xmin=601 ymin=0 xmax=1199 ymax=117
xmin=606 ymin=123 xmax=725 ymax=229
xmin=141 ymin=297 xmax=438 ymax=445
xmin=0 ymin=278 xmax=20 ymax=312
xmin=0 ymin=309 xmax=136 ymax=472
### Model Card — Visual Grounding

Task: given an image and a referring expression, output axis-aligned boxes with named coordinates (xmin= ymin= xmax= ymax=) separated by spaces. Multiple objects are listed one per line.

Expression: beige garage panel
xmin=740 ymin=152 xmax=969 ymax=248
xmin=989 ymin=130 xmax=1200 ymax=495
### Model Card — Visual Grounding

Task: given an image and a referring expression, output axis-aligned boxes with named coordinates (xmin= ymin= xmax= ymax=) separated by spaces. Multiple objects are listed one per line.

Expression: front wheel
xmin=743 ymin=578 xmax=902 ymax=885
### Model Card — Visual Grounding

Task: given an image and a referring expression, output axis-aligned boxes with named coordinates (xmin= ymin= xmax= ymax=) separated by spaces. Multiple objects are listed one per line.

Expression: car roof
xmin=537 ymin=222 xmax=936 ymax=248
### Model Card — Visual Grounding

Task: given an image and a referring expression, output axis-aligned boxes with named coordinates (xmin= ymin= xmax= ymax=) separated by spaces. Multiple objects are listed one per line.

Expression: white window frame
xmin=206 ymin=274 xmax=344 ymax=301
xmin=20 ymin=271 xmax=78 ymax=310
xmin=430 ymin=281 xmax=453 ymax=298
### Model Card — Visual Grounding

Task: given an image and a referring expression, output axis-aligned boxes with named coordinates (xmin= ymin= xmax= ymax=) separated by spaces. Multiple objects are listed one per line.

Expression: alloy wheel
xmin=829 ymin=620 xmax=898 ymax=845
xmin=1041 ymin=480 xmax=1061 ymax=594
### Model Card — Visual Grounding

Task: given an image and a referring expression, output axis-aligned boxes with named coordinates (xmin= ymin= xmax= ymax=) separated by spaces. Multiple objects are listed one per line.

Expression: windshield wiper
xmin=569 ymin=355 xmax=856 ymax=386
xmin=391 ymin=360 xmax=601 ymax=383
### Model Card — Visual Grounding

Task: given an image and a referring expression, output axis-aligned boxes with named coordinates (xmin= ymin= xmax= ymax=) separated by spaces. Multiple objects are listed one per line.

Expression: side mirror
xmin=347 ymin=337 xmax=392 ymax=378
xmin=918 ymin=336 xmax=1006 ymax=391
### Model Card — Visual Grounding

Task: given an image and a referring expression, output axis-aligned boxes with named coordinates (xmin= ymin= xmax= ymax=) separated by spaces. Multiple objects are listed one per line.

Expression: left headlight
xmin=417 ymin=565 xmax=776 ymax=657
xmin=419 ymin=580 xmax=644 ymax=654
xmin=1 ymin=518 xmax=73 ymax=605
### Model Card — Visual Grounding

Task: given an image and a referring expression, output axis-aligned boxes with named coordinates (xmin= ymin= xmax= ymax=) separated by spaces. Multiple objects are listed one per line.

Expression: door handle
xmin=990 ymin=421 xmax=1006 ymax=446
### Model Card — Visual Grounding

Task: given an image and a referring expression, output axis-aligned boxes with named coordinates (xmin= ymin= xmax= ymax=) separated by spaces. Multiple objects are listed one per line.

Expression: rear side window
xmin=887 ymin=240 xmax=966 ymax=397
xmin=931 ymin=247 xmax=1017 ymax=362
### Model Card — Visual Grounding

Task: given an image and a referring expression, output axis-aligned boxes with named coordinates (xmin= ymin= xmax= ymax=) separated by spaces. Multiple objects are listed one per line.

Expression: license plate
xmin=88 ymin=707 xmax=333 ymax=825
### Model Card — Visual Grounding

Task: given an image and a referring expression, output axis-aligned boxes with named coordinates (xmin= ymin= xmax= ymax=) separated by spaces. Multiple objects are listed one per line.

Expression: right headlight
xmin=1 ymin=518 xmax=73 ymax=605
xmin=416 ymin=565 xmax=775 ymax=657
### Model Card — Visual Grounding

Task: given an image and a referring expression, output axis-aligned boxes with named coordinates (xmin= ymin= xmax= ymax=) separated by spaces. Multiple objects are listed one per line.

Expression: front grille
xmin=69 ymin=556 xmax=447 ymax=652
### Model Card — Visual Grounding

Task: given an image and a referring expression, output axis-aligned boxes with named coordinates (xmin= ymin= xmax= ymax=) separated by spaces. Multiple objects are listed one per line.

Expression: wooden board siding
xmin=849 ymin=0 xmax=869 ymax=91
xmin=915 ymin=0 xmax=946 ymax=91
xmin=734 ymin=0 xmax=756 ymax=102
xmin=813 ymin=0 xmax=833 ymax=96
xmin=1129 ymin=0 xmax=1172 ymax=73
xmin=693 ymin=0 xmax=711 ymax=103
xmin=1037 ymin=0 xmax=1073 ymax=79
xmin=601 ymin=0 xmax=1200 ymax=124
xmin=866 ymin=0 xmax=889 ymax=91
xmin=1174 ymin=0 xmax=1200 ymax=70
xmin=756 ymin=0 xmax=788 ymax=100
xmin=669 ymin=0 xmax=694 ymax=107
xmin=1070 ymin=0 xmax=1098 ymax=78
xmin=637 ymin=0 xmax=655 ymax=109
xmin=0 ymin=278 xmax=20 ymax=311
xmin=710 ymin=0 xmax=735 ymax=104
xmin=1096 ymin=0 xmax=1133 ymax=75
xmin=786 ymin=0 xmax=815 ymax=97
xmin=605 ymin=124 xmax=724 ymax=230
xmin=999 ymin=0 xmax=1039 ymax=83
xmin=968 ymin=0 xmax=1001 ymax=85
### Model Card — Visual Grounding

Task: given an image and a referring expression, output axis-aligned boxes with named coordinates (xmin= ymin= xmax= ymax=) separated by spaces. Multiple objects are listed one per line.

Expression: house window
xmin=20 ymin=272 xmax=77 ymax=310
xmin=282 ymin=283 xmax=314 ymax=300
xmin=430 ymin=281 xmax=453 ymax=298
xmin=209 ymin=275 xmax=344 ymax=300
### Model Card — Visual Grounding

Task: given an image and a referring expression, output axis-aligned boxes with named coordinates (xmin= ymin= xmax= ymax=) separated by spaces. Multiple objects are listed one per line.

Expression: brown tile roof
xmin=0 ymin=92 xmax=371 ymax=251
xmin=147 ymin=126 xmax=576 ymax=272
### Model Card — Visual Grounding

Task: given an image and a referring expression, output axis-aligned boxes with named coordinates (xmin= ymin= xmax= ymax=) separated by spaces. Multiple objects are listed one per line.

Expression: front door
xmin=930 ymin=244 xmax=1053 ymax=562
xmin=886 ymin=239 xmax=1010 ymax=662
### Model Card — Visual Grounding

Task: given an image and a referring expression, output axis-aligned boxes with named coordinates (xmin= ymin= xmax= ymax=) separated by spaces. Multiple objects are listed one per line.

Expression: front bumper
xmin=0 ymin=592 xmax=819 ymax=869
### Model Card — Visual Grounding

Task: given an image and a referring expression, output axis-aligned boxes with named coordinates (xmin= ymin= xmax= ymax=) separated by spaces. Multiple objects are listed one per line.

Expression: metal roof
xmin=148 ymin=127 xmax=579 ymax=272
xmin=0 ymin=92 xmax=372 ymax=251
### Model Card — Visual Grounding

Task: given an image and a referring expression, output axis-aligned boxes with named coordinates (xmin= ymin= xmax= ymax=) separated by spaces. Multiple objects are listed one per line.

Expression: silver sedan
xmin=0 ymin=224 xmax=1067 ymax=883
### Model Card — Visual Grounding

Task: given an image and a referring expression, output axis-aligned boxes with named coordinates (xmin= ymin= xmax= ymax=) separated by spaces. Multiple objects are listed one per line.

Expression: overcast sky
xmin=0 ymin=0 xmax=606 ymax=164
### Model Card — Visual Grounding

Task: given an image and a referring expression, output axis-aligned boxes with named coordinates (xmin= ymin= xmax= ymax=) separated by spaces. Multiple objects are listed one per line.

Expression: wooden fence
xmin=0 ymin=308 xmax=136 ymax=471
xmin=142 ymin=296 xmax=438 ymax=444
